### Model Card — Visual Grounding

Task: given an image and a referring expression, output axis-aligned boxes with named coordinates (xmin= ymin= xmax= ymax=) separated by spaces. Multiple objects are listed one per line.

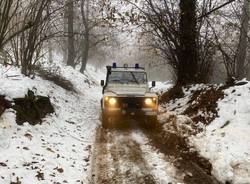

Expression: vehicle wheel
xmin=102 ymin=113 xmax=109 ymax=129
xmin=144 ymin=116 xmax=158 ymax=129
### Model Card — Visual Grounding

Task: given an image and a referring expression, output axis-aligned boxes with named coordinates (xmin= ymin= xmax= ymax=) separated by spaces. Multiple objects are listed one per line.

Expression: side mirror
xmin=152 ymin=81 xmax=156 ymax=87
xmin=101 ymin=80 xmax=105 ymax=86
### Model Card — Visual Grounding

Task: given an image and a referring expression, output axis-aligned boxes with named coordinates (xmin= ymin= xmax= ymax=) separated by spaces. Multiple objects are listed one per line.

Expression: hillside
xmin=159 ymin=82 xmax=250 ymax=183
xmin=0 ymin=63 xmax=103 ymax=183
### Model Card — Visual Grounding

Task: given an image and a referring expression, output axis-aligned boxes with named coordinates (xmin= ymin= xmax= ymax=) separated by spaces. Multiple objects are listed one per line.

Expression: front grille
xmin=117 ymin=97 xmax=144 ymax=109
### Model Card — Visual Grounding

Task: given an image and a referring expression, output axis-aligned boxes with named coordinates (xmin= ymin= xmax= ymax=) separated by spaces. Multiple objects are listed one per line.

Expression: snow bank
xmin=41 ymin=61 xmax=105 ymax=97
xmin=0 ymin=64 xmax=102 ymax=183
xmin=190 ymin=82 xmax=250 ymax=183
xmin=157 ymin=81 xmax=250 ymax=183
xmin=161 ymin=84 xmax=211 ymax=114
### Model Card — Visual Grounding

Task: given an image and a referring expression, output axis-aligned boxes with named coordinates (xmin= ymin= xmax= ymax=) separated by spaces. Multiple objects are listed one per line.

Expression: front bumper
xmin=103 ymin=108 xmax=158 ymax=116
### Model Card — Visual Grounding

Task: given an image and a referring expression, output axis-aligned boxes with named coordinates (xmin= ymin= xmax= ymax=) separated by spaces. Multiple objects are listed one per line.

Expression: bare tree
xmin=236 ymin=0 xmax=250 ymax=80
xmin=73 ymin=0 xmax=115 ymax=72
xmin=204 ymin=0 xmax=250 ymax=82
xmin=66 ymin=0 xmax=75 ymax=67
xmin=46 ymin=1 xmax=53 ymax=63
xmin=79 ymin=0 xmax=90 ymax=73
xmin=9 ymin=0 xmax=54 ymax=76
xmin=63 ymin=1 xmax=68 ymax=63
xmin=0 ymin=0 xmax=18 ymax=50
xmin=178 ymin=0 xmax=198 ymax=85
xmin=0 ymin=0 xmax=42 ymax=51
xmin=122 ymin=0 xmax=208 ymax=85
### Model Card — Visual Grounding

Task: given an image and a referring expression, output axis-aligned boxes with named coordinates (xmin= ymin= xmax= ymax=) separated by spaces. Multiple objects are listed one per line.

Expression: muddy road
xmin=90 ymin=123 xmax=183 ymax=184
xmin=90 ymin=121 xmax=219 ymax=184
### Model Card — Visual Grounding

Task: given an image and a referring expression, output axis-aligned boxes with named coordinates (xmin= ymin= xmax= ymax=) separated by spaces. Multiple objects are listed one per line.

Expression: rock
xmin=0 ymin=162 xmax=7 ymax=167
xmin=36 ymin=171 xmax=44 ymax=181
xmin=0 ymin=96 xmax=11 ymax=116
xmin=10 ymin=177 xmax=21 ymax=184
xmin=13 ymin=90 xmax=54 ymax=125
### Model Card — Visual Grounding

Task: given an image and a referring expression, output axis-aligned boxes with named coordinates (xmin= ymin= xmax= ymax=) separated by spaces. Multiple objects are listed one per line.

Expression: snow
xmin=0 ymin=63 xmax=102 ymax=183
xmin=161 ymin=84 xmax=210 ymax=114
xmin=130 ymin=131 xmax=184 ymax=184
xmin=190 ymin=82 xmax=250 ymax=183
xmin=2 ymin=62 xmax=250 ymax=184
xmin=156 ymin=81 xmax=250 ymax=183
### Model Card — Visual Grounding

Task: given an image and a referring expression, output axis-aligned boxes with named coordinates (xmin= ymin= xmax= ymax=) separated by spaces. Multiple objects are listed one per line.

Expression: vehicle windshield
xmin=108 ymin=71 xmax=147 ymax=84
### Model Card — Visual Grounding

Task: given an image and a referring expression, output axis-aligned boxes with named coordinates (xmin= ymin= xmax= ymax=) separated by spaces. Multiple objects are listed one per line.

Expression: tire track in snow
xmin=90 ymin=125 xmax=183 ymax=184
xmin=90 ymin=127 xmax=110 ymax=184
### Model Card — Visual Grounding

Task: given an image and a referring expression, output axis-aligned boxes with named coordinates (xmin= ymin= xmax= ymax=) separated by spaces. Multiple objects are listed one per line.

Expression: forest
xmin=0 ymin=0 xmax=249 ymax=84
xmin=0 ymin=0 xmax=250 ymax=184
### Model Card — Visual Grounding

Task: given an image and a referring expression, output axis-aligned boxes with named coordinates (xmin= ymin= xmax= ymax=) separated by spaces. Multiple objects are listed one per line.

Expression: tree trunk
xmin=80 ymin=0 xmax=90 ymax=73
xmin=247 ymin=66 xmax=250 ymax=80
xmin=47 ymin=3 xmax=53 ymax=64
xmin=177 ymin=0 xmax=198 ymax=85
xmin=80 ymin=33 xmax=89 ymax=73
xmin=0 ymin=0 xmax=14 ymax=50
xmin=236 ymin=0 xmax=250 ymax=80
xmin=66 ymin=0 xmax=75 ymax=67
xmin=63 ymin=1 xmax=68 ymax=64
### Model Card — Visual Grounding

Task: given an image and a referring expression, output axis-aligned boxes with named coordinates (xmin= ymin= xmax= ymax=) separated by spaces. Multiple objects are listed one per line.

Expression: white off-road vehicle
xmin=100 ymin=63 xmax=158 ymax=128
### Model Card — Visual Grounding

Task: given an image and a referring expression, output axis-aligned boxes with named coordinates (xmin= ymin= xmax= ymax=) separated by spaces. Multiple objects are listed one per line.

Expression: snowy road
xmin=90 ymin=124 xmax=183 ymax=184
xmin=0 ymin=64 xmax=224 ymax=184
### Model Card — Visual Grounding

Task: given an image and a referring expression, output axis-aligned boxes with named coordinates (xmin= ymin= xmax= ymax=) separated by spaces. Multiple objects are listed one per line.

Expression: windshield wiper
xmin=130 ymin=72 xmax=139 ymax=84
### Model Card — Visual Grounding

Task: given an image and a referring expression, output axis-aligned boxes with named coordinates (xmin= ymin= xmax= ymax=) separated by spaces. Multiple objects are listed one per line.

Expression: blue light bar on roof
xmin=112 ymin=63 xmax=117 ymax=68
xmin=135 ymin=63 xmax=139 ymax=69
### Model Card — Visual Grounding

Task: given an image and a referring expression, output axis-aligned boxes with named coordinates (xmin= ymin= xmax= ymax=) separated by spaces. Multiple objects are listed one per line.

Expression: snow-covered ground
xmin=158 ymin=82 xmax=250 ymax=184
xmin=0 ymin=63 xmax=103 ymax=183
xmin=130 ymin=131 xmax=184 ymax=183
xmin=2 ymin=62 xmax=250 ymax=184
xmin=91 ymin=127 xmax=184 ymax=184
xmin=190 ymin=82 xmax=250 ymax=184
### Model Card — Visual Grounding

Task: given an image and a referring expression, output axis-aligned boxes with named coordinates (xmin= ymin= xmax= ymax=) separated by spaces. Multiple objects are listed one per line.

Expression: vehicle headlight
xmin=104 ymin=96 xmax=109 ymax=101
xmin=145 ymin=98 xmax=153 ymax=105
xmin=109 ymin=98 xmax=117 ymax=106
xmin=145 ymin=97 xmax=157 ymax=107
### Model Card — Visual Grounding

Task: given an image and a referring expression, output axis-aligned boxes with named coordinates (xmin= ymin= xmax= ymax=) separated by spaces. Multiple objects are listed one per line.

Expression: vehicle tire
xmin=102 ymin=112 xmax=109 ymax=129
xmin=144 ymin=116 xmax=158 ymax=129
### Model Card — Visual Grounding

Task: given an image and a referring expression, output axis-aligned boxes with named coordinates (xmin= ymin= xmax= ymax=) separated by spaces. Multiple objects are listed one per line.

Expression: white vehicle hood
xmin=105 ymin=84 xmax=149 ymax=96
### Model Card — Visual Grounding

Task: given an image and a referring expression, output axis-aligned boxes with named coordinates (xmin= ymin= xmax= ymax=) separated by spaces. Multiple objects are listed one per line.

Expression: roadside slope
xmin=190 ymin=82 xmax=250 ymax=183
xmin=158 ymin=81 xmax=250 ymax=183
xmin=0 ymin=64 xmax=102 ymax=184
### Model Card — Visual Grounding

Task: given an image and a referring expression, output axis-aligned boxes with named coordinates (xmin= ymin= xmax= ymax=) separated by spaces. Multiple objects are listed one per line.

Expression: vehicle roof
xmin=110 ymin=67 xmax=146 ymax=72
